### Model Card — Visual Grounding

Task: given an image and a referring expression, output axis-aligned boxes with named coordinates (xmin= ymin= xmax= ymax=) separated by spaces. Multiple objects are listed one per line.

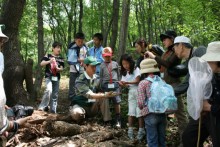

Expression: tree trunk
xmin=109 ymin=0 xmax=120 ymax=50
xmin=25 ymin=58 xmax=34 ymax=99
xmin=147 ymin=0 xmax=153 ymax=43
xmin=34 ymin=0 xmax=44 ymax=100
xmin=0 ymin=0 xmax=28 ymax=106
xmin=118 ymin=0 xmax=130 ymax=62
xmin=78 ymin=0 xmax=83 ymax=33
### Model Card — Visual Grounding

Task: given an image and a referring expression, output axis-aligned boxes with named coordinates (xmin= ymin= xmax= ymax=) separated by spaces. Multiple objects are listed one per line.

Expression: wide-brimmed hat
xmin=0 ymin=24 xmax=8 ymax=42
xmin=140 ymin=59 xmax=160 ymax=74
xmin=84 ymin=56 xmax=100 ymax=65
xmin=160 ymin=30 xmax=177 ymax=41
xmin=102 ymin=47 xmax=112 ymax=57
xmin=201 ymin=41 xmax=220 ymax=61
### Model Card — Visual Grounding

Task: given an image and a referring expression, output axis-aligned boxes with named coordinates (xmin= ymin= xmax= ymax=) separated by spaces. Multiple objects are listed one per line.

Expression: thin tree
xmin=118 ymin=0 xmax=130 ymax=62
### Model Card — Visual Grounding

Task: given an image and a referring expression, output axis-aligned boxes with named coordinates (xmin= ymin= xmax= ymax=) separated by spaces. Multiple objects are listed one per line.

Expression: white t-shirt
xmin=0 ymin=52 xmax=4 ymax=75
xmin=121 ymin=67 xmax=140 ymax=88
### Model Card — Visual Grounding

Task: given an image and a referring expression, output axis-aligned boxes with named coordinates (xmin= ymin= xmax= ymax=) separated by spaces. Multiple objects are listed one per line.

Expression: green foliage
xmin=17 ymin=0 xmax=220 ymax=74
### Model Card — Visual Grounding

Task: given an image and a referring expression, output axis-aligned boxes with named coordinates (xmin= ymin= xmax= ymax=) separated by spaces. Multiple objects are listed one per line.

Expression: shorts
xmin=128 ymin=87 xmax=141 ymax=117
xmin=101 ymin=82 xmax=121 ymax=104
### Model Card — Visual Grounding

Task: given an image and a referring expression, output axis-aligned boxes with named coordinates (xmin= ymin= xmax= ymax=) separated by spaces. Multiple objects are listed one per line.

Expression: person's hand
xmin=104 ymin=91 xmax=120 ymax=98
xmin=145 ymin=51 xmax=156 ymax=59
xmin=119 ymin=81 xmax=127 ymax=86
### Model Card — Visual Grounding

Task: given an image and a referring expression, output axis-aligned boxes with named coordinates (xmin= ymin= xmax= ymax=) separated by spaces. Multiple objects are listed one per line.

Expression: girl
xmin=119 ymin=54 xmax=145 ymax=141
xmin=137 ymin=58 xmax=166 ymax=147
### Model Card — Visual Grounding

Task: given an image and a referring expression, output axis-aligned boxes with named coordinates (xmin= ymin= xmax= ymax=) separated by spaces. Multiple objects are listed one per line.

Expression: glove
xmin=211 ymin=104 xmax=220 ymax=116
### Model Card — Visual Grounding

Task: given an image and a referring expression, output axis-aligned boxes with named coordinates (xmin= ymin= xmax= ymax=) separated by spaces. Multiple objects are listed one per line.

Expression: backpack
xmin=145 ymin=75 xmax=178 ymax=113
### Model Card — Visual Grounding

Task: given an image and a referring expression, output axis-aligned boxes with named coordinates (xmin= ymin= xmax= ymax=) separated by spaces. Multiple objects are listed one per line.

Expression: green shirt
xmin=73 ymin=71 xmax=100 ymax=107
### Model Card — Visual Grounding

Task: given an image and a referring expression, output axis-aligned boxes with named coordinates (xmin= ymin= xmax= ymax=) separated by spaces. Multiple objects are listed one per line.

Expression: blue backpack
xmin=145 ymin=75 xmax=178 ymax=113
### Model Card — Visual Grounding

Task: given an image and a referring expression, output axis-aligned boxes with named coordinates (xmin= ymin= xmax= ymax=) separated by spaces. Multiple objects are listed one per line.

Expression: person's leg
xmin=68 ymin=72 xmax=79 ymax=102
xmin=158 ymin=114 xmax=167 ymax=147
xmin=182 ymin=116 xmax=209 ymax=147
xmin=38 ymin=78 xmax=52 ymax=110
xmin=144 ymin=114 xmax=159 ymax=147
xmin=209 ymin=113 xmax=220 ymax=147
xmin=175 ymin=94 xmax=188 ymax=139
xmin=128 ymin=116 xmax=135 ymax=140
xmin=50 ymin=80 xmax=60 ymax=113
xmin=99 ymin=99 xmax=112 ymax=122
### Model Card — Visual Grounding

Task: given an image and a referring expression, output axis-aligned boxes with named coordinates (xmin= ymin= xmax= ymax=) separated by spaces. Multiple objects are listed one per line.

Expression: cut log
xmin=43 ymin=121 xmax=93 ymax=137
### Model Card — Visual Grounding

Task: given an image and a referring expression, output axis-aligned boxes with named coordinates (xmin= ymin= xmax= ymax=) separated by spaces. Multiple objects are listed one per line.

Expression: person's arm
xmin=137 ymin=81 xmax=147 ymax=109
xmin=40 ymin=55 xmax=53 ymax=67
xmin=174 ymin=73 xmax=189 ymax=96
xmin=125 ymin=76 xmax=140 ymax=85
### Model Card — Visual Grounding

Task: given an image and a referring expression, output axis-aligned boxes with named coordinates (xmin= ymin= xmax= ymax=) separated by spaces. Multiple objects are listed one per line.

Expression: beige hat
xmin=201 ymin=41 xmax=220 ymax=61
xmin=0 ymin=25 xmax=8 ymax=42
xmin=140 ymin=58 xmax=160 ymax=74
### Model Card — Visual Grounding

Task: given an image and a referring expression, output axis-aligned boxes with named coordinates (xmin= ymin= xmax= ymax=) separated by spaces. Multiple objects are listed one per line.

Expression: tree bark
xmin=0 ymin=0 xmax=29 ymax=106
xmin=25 ymin=58 xmax=34 ymax=99
xmin=118 ymin=0 xmax=130 ymax=62
xmin=109 ymin=0 xmax=120 ymax=50
xmin=34 ymin=0 xmax=44 ymax=100
xmin=78 ymin=0 xmax=83 ymax=33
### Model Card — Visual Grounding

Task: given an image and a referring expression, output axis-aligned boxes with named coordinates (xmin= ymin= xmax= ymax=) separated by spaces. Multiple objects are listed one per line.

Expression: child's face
xmin=122 ymin=60 xmax=130 ymax=71
xmin=75 ymin=38 xmax=84 ymax=48
xmin=93 ymin=37 xmax=102 ymax=47
xmin=52 ymin=46 xmax=61 ymax=56
xmin=103 ymin=55 xmax=112 ymax=62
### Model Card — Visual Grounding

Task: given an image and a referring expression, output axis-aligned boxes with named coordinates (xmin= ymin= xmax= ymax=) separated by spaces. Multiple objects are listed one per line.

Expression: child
xmin=38 ymin=41 xmax=64 ymax=113
xmin=100 ymin=47 xmax=121 ymax=128
xmin=119 ymin=54 xmax=145 ymax=141
xmin=137 ymin=58 xmax=166 ymax=147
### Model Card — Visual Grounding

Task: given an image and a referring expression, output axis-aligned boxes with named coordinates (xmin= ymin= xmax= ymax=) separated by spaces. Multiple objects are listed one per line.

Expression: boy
xmin=38 ymin=41 xmax=64 ymax=113
xmin=87 ymin=33 xmax=104 ymax=75
xmin=67 ymin=32 xmax=87 ymax=102
xmin=100 ymin=47 xmax=121 ymax=128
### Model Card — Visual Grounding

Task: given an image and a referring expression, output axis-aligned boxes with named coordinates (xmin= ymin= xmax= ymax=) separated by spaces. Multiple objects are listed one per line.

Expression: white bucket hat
xmin=201 ymin=41 xmax=220 ymax=61
xmin=0 ymin=24 xmax=9 ymax=42
xmin=140 ymin=58 xmax=160 ymax=74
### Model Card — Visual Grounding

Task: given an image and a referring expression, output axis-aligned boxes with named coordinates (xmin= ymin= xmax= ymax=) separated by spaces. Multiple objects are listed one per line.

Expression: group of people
xmin=37 ymin=30 xmax=220 ymax=146
xmin=0 ymin=23 xmax=219 ymax=147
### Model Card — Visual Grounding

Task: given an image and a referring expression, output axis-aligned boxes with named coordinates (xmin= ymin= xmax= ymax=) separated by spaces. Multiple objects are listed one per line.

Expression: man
xmin=87 ymin=33 xmax=104 ymax=75
xmin=70 ymin=56 xmax=118 ymax=123
xmin=67 ymin=32 xmax=87 ymax=102
xmin=146 ymin=31 xmax=188 ymax=142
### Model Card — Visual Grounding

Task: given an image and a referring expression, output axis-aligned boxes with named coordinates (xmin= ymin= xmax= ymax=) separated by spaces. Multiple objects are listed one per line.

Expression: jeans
xmin=38 ymin=78 xmax=60 ymax=113
xmin=68 ymin=72 xmax=80 ymax=101
xmin=144 ymin=113 xmax=166 ymax=147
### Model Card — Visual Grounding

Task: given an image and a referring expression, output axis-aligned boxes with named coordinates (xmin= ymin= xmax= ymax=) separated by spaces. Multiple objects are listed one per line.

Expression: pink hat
xmin=102 ymin=47 xmax=112 ymax=57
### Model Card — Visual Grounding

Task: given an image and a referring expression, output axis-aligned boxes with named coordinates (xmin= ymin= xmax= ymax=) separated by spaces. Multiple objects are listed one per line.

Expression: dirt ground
xmin=6 ymin=77 xmax=182 ymax=147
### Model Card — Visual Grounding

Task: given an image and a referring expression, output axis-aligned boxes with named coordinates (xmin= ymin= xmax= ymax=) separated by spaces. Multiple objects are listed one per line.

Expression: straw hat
xmin=140 ymin=59 xmax=160 ymax=74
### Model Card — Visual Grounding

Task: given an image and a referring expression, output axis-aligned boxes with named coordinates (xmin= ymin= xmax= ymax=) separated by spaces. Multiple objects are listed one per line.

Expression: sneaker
xmin=115 ymin=117 xmax=121 ymax=128
xmin=128 ymin=129 xmax=134 ymax=140
xmin=137 ymin=129 xmax=145 ymax=141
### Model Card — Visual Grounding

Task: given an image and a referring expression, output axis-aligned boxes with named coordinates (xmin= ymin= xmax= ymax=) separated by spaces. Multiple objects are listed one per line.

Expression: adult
xmin=182 ymin=41 xmax=220 ymax=147
xmin=0 ymin=25 xmax=30 ymax=145
xmin=87 ymin=33 xmax=104 ymax=75
xmin=67 ymin=32 xmax=87 ymax=102
xmin=135 ymin=39 xmax=164 ymax=67
xmin=70 ymin=56 xmax=118 ymax=123
xmin=146 ymin=31 xmax=188 ymax=140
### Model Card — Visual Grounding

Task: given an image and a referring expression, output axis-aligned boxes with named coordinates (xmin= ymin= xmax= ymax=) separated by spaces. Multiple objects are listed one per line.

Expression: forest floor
xmin=5 ymin=77 xmax=211 ymax=147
